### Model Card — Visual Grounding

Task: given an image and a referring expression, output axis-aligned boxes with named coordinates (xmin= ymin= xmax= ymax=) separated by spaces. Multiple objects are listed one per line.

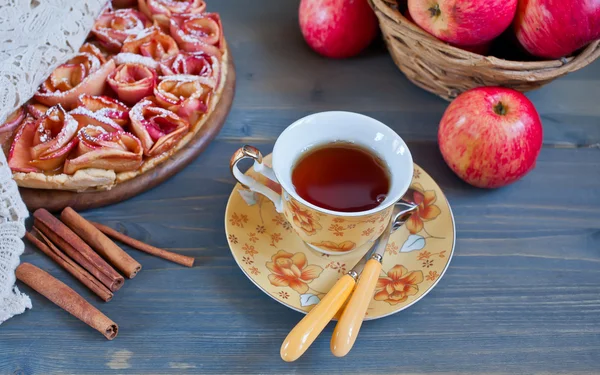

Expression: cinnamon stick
xmin=91 ymin=222 xmax=195 ymax=268
xmin=26 ymin=229 xmax=113 ymax=302
xmin=16 ymin=263 xmax=118 ymax=340
xmin=33 ymin=209 xmax=124 ymax=292
xmin=61 ymin=207 xmax=142 ymax=279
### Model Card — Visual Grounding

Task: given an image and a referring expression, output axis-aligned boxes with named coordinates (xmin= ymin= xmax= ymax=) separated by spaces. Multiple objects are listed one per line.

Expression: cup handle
xmin=230 ymin=145 xmax=283 ymax=213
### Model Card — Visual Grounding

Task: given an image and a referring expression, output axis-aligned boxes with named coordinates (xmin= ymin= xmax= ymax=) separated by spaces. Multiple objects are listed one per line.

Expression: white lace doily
xmin=0 ymin=0 xmax=107 ymax=324
xmin=0 ymin=150 xmax=30 ymax=324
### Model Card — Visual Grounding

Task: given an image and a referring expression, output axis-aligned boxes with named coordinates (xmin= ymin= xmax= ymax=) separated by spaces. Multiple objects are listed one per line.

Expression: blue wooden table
xmin=2 ymin=1 xmax=600 ymax=373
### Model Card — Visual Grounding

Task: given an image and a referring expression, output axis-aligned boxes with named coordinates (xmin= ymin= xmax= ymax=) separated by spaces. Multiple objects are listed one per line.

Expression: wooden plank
xmin=2 ymin=141 xmax=599 ymax=374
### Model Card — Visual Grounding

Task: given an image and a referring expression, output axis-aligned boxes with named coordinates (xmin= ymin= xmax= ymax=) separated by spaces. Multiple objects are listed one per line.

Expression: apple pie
xmin=1 ymin=0 xmax=228 ymax=192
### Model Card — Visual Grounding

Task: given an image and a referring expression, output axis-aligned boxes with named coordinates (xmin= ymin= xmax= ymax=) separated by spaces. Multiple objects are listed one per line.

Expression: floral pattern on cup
xmin=310 ymin=240 xmax=356 ymax=253
xmin=285 ymin=199 xmax=322 ymax=236
xmin=282 ymin=195 xmax=393 ymax=254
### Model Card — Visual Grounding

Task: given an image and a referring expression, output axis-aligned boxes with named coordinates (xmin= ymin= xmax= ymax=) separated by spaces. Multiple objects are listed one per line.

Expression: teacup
xmin=229 ymin=111 xmax=413 ymax=255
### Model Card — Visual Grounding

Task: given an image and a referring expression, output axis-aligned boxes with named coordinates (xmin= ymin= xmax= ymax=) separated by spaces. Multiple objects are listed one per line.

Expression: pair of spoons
xmin=280 ymin=198 xmax=418 ymax=361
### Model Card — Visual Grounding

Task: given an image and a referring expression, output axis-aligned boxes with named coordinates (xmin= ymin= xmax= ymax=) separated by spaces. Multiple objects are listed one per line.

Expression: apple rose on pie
xmin=154 ymin=75 xmax=212 ymax=125
xmin=92 ymin=8 xmax=151 ymax=52
xmin=77 ymin=95 xmax=130 ymax=127
xmin=160 ymin=52 xmax=220 ymax=88
xmin=107 ymin=63 xmax=158 ymax=105
xmin=121 ymin=26 xmax=179 ymax=61
xmin=34 ymin=53 xmax=116 ymax=109
xmin=79 ymin=42 xmax=108 ymax=64
xmin=113 ymin=52 xmax=160 ymax=70
xmin=130 ymin=97 xmax=189 ymax=156
xmin=63 ymin=126 xmax=143 ymax=174
xmin=138 ymin=0 xmax=206 ymax=28
xmin=26 ymin=104 xmax=51 ymax=119
xmin=70 ymin=106 xmax=124 ymax=133
xmin=8 ymin=106 xmax=79 ymax=173
xmin=169 ymin=13 xmax=223 ymax=57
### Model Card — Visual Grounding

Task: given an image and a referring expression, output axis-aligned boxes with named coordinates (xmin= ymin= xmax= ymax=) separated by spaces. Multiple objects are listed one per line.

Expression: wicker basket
xmin=369 ymin=0 xmax=600 ymax=101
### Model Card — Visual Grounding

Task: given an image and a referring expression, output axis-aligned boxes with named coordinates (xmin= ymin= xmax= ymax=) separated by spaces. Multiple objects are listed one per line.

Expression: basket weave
xmin=370 ymin=0 xmax=600 ymax=101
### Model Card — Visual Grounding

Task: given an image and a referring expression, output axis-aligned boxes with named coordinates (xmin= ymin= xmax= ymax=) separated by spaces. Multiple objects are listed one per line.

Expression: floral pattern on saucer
xmin=225 ymin=155 xmax=455 ymax=320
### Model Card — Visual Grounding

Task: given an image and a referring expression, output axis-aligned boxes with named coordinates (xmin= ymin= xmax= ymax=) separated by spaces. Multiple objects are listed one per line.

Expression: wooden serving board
xmin=20 ymin=57 xmax=236 ymax=213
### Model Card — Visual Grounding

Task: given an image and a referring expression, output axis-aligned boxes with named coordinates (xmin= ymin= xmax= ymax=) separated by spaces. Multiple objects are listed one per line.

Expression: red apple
xmin=404 ymin=10 xmax=490 ymax=55
xmin=408 ymin=0 xmax=517 ymax=47
xmin=514 ymin=0 xmax=600 ymax=59
xmin=438 ymin=87 xmax=543 ymax=188
xmin=299 ymin=0 xmax=378 ymax=58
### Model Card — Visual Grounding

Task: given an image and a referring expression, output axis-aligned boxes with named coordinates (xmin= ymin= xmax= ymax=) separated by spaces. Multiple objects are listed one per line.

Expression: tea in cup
xmin=230 ymin=111 xmax=413 ymax=254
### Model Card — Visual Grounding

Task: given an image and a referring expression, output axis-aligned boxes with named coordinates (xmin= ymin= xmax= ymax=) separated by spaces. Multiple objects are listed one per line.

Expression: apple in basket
xmin=403 ymin=9 xmax=491 ymax=54
xmin=514 ymin=0 xmax=600 ymax=59
xmin=299 ymin=0 xmax=378 ymax=58
xmin=438 ymin=87 xmax=543 ymax=188
xmin=407 ymin=0 xmax=517 ymax=47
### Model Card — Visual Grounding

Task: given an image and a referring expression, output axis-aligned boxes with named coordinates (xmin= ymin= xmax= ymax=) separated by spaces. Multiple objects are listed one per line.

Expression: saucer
xmin=225 ymin=155 xmax=455 ymax=320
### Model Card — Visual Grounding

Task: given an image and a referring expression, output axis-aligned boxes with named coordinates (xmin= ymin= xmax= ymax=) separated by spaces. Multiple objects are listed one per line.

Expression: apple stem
xmin=428 ymin=4 xmax=441 ymax=17
xmin=493 ymin=102 xmax=507 ymax=116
